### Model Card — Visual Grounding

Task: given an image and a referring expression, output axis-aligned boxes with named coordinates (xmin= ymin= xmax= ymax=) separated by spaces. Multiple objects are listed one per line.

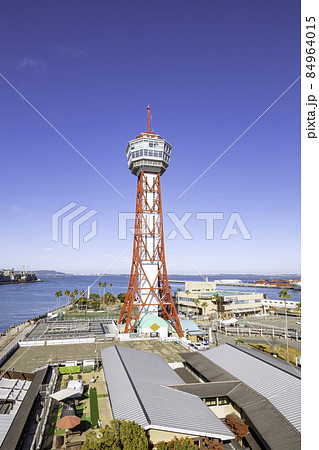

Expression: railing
xmin=217 ymin=324 xmax=300 ymax=340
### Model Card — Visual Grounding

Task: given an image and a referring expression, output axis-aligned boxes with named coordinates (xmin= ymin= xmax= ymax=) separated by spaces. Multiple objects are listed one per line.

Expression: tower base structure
xmin=118 ymin=171 xmax=184 ymax=337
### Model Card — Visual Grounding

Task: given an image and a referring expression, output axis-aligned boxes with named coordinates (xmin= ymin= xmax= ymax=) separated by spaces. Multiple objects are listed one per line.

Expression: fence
xmin=217 ymin=324 xmax=300 ymax=340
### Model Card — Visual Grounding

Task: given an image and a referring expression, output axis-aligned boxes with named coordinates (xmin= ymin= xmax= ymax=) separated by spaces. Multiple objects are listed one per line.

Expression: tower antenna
xmin=147 ymin=105 xmax=151 ymax=133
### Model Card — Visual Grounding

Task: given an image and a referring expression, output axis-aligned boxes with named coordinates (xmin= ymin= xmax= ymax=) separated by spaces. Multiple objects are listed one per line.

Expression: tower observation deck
xmin=119 ymin=106 xmax=184 ymax=337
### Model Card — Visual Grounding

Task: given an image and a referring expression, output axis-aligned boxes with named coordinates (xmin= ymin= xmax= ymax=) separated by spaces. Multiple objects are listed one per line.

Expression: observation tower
xmin=118 ymin=107 xmax=184 ymax=337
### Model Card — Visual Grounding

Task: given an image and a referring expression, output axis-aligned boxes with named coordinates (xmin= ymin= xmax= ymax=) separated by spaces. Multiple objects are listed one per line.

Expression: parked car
xmin=194 ymin=342 xmax=205 ymax=351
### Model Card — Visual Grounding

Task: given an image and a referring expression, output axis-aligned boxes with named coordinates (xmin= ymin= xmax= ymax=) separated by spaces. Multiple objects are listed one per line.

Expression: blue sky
xmin=0 ymin=0 xmax=300 ymax=274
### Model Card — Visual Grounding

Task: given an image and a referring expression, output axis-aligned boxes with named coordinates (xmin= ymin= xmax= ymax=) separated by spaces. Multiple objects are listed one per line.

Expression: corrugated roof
xmin=0 ymin=368 xmax=47 ymax=450
xmin=179 ymin=319 xmax=203 ymax=334
xmin=231 ymin=345 xmax=301 ymax=379
xmin=101 ymin=346 xmax=234 ymax=440
xmin=181 ymin=351 xmax=238 ymax=382
xmin=202 ymin=345 xmax=301 ymax=433
xmin=170 ymin=373 xmax=301 ymax=449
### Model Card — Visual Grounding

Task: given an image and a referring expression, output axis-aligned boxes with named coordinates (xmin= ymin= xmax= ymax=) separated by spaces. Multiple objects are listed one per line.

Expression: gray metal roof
xmin=101 ymin=346 xmax=234 ymax=440
xmin=0 ymin=367 xmax=48 ymax=450
xmin=180 ymin=351 xmax=238 ymax=382
xmin=231 ymin=345 xmax=301 ymax=379
xmin=170 ymin=380 xmax=301 ymax=450
xmin=202 ymin=345 xmax=301 ymax=433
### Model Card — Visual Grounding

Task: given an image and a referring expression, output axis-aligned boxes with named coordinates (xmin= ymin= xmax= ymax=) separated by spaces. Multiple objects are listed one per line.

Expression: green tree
xmin=98 ymin=282 xmax=102 ymax=298
xmin=279 ymin=288 xmax=292 ymax=362
xmin=82 ymin=419 xmax=149 ymax=450
xmin=157 ymin=436 xmax=199 ymax=449
xmin=117 ymin=293 xmax=126 ymax=302
xmin=110 ymin=283 xmax=113 ymax=295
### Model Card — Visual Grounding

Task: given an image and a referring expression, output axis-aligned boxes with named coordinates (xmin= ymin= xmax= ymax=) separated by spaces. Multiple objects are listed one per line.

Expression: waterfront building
xmin=175 ymin=281 xmax=265 ymax=317
xmin=119 ymin=107 xmax=183 ymax=337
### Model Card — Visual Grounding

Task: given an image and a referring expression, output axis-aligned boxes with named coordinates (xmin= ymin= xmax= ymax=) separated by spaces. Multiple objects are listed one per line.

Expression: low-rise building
xmin=175 ymin=287 xmax=265 ymax=318
xmin=178 ymin=344 xmax=301 ymax=450
xmin=100 ymin=346 xmax=235 ymax=447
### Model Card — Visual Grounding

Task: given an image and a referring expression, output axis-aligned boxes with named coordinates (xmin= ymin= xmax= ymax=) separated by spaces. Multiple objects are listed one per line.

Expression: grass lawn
xmin=90 ymin=387 xmax=99 ymax=428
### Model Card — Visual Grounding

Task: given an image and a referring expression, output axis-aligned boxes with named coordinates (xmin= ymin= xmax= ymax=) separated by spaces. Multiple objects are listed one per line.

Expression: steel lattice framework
xmin=118 ymin=171 xmax=184 ymax=337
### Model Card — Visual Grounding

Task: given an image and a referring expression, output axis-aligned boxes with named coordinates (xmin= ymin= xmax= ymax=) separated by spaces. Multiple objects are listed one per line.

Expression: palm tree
xmin=98 ymin=282 xmax=102 ymax=298
xmin=193 ymin=298 xmax=200 ymax=318
xmin=110 ymin=283 xmax=113 ymax=295
xmin=55 ymin=290 xmax=63 ymax=311
xmin=279 ymin=289 xmax=292 ymax=362
xmin=102 ymin=282 xmax=107 ymax=300
xmin=201 ymin=301 xmax=208 ymax=317
xmin=295 ymin=301 xmax=301 ymax=317
xmin=64 ymin=290 xmax=70 ymax=306
xmin=80 ymin=290 xmax=85 ymax=299
xmin=213 ymin=292 xmax=223 ymax=319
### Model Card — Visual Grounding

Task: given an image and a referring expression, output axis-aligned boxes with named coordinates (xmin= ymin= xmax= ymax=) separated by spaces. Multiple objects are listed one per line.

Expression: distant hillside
xmin=35 ymin=270 xmax=66 ymax=277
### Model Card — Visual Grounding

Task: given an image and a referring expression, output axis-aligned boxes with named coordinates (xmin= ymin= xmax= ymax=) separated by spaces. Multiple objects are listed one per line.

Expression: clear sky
xmin=0 ymin=0 xmax=300 ymax=275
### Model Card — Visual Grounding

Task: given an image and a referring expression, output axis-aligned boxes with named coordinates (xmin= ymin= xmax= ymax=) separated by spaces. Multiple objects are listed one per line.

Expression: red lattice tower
xmin=118 ymin=107 xmax=184 ymax=337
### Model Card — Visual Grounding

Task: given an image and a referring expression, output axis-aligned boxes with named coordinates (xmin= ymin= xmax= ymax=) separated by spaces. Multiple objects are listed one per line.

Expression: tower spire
xmin=147 ymin=105 xmax=151 ymax=133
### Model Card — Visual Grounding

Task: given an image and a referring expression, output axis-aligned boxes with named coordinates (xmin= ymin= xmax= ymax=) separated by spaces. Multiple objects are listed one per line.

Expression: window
xmin=144 ymin=150 xmax=148 ymax=156
xmin=149 ymin=150 xmax=153 ymax=156
xmin=204 ymin=398 xmax=217 ymax=406
xmin=131 ymin=144 xmax=135 ymax=150
xmin=218 ymin=397 xmax=230 ymax=405
xmin=149 ymin=141 xmax=154 ymax=147
xmin=154 ymin=151 xmax=159 ymax=157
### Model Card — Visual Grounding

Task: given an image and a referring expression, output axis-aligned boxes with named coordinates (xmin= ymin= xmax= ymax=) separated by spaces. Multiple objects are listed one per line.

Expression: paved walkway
xmin=0 ymin=323 xmax=35 ymax=361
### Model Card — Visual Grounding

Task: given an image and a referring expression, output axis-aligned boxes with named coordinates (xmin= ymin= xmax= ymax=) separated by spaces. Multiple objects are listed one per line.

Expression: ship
xmin=0 ymin=267 xmax=38 ymax=284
